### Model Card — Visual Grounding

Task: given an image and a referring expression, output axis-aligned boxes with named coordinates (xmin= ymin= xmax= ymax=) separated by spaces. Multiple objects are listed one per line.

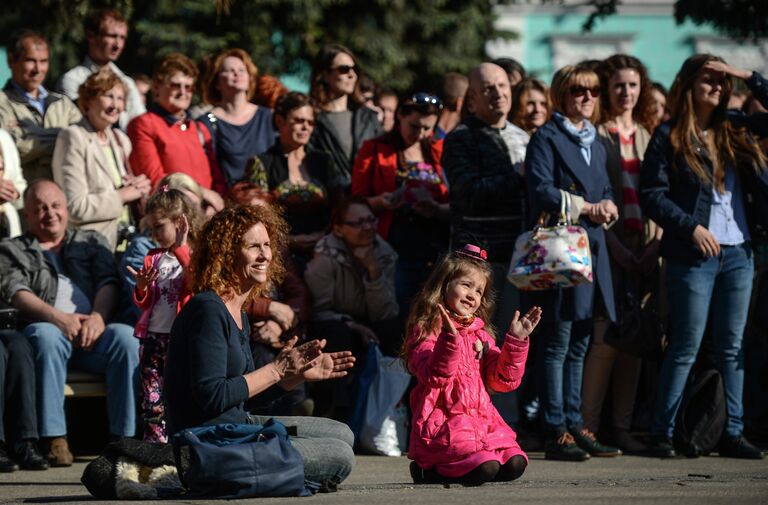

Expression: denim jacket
xmin=0 ymin=229 xmax=119 ymax=322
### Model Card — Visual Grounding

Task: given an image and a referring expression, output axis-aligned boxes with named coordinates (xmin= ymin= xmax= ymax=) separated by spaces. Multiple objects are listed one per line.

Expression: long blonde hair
xmin=401 ymin=253 xmax=495 ymax=359
xmin=668 ymin=54 xmax=767 ymax=192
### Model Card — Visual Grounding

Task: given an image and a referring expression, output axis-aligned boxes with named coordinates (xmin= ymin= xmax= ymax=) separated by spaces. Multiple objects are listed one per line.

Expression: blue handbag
xmin=172 ymin=418 xmax=316 ymax=498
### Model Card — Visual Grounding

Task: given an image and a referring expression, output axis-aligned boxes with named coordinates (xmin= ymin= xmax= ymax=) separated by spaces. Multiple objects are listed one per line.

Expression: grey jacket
xmin=0 ymin=230 xmax=119 ymax=321
xmin=304 ymin=233 xmax=398 ymax=322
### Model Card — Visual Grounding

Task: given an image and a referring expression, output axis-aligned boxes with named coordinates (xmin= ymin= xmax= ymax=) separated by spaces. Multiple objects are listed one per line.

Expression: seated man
xmin=0 ymin=179 xmax=138 ymax=467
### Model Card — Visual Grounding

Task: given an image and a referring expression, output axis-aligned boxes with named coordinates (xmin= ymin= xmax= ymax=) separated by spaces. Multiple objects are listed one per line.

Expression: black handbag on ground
xmin=172 ymin=418 xmax=317 ymax=499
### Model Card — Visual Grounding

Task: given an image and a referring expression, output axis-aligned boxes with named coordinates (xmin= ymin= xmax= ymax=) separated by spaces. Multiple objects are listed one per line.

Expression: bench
xmin=64 ymin=370 xmax=107 ymax=397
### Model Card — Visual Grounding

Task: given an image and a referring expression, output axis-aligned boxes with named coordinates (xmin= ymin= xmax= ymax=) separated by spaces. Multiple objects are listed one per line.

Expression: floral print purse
xmin=507 ymin=190 xmax=593 ymax=290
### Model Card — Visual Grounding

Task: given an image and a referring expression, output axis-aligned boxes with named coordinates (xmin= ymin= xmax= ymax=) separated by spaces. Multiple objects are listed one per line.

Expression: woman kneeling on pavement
xmin=163 ymin=204 xmax=357 ymax=490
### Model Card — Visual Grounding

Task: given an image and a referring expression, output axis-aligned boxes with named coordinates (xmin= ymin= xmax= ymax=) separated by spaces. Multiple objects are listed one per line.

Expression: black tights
xmin=424 ymin=455 xmax=527 ymax=486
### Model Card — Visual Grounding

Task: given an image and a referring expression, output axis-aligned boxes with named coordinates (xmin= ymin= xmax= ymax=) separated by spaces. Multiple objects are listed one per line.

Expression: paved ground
xmin=1 ymin=452 xmax=767 ymax=504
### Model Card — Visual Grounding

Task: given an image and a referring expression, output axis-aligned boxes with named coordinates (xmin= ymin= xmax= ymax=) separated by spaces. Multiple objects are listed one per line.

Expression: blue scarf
xmin=553 ymin=112 xmax=596 ymax=165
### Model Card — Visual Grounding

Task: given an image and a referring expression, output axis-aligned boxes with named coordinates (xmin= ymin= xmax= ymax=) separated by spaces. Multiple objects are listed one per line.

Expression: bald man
xmin=442 ymin=63 xmax=530 ymax=332
xmin=0 ymin=180 xmax=138 ymax=467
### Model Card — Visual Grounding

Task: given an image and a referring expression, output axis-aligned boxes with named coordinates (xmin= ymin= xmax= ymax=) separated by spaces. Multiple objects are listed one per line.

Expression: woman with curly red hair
xmin=163 ymin=204 xmax=357 ymax=490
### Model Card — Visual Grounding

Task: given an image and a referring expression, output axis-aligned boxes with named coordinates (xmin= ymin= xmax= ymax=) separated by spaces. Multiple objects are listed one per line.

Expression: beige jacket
xmin=0 ymin=128 xmax=27 ymax=237
xmin=52 ymin=119 xmax=132 ymax=250
xmin=0 ymin=84 xmax=82 ymax=182
xmin=304 ymin=233 xmax=399 ymax=323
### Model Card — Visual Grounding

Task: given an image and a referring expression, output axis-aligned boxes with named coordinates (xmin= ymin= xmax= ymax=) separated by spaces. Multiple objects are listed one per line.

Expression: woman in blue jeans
xmin=524 ymin=64 xmax=621 ymax=461
xmin=640 ymin=55 xmax=768 ymax=459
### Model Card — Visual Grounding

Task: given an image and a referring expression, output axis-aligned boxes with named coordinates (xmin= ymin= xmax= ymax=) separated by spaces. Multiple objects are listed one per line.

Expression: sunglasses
xmin=341 ymin=216 xmax=378 ymax=229
xmin=406 ymin=92 xmax=442 ymax=109
xmin=330 ymin=64 xmax=358 ymax=75
xmin=569 ymin=86 xmax=600 ymax=98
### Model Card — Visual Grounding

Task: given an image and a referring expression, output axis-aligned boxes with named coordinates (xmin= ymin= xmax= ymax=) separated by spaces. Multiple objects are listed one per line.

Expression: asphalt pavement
xmin=1 ymin=451 xmax=767 ymax=504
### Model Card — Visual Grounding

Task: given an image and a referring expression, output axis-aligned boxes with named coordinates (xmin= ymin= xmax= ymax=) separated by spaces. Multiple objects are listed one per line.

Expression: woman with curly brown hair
xmin=163 ymin=204 xmax=357 ymax=490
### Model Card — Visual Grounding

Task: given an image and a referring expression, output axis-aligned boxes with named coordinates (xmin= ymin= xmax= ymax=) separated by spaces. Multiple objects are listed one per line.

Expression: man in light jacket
xmin=0 ymin=31 xmax=82 ymax=182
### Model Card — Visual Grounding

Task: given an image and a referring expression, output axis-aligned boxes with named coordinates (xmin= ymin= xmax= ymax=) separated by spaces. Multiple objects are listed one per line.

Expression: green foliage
xmin=0 ymin=0 xmax=516 ymax=95
xmin=582 ymin=0 xmax=768 ymax=41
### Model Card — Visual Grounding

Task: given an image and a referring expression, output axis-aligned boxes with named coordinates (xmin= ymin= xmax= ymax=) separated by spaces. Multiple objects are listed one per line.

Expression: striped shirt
xmin=609 ymin=127 xmax=643 ymax=232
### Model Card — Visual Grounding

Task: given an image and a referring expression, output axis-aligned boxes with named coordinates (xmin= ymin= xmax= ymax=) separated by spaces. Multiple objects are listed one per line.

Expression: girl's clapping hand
xmin=174 ymin=214 xmax=189 ymax=248
xmin=437 ymin=303 xmax=457 ymax=336
xmin=127 ymin=265 xmax=159 ymax=294
xmin=508 ymin=306 xmax=542 ymax=340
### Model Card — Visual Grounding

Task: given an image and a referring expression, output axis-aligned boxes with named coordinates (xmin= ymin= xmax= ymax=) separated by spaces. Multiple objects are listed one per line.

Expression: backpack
xmin=673 ymin=368 xmax=726 ymax=457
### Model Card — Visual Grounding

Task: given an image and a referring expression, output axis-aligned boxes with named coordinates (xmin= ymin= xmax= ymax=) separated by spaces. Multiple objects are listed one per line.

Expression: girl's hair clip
xmin=454 ymin=244 xmax=488 ymax=262
xmin=160 ymin=184 xmax=170 ymax=193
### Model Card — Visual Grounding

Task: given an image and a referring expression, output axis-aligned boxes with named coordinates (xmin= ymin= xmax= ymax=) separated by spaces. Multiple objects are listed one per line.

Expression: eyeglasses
xmin=167 ymin=81 xmax=195 ymax=93
xmin=341 ymin=216 xmax=378 ymax=229
xmin=406 ymin=92 xmax=442 ymax=109
xmin=330 ymin=64 xmax=358 ymax=75
xmin=569 ymin=86 xmax=600 ymax=98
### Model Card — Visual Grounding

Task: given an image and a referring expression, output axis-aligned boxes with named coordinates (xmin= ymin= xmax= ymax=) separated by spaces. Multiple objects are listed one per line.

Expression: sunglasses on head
xmin=405 ymin=92 xmax=443 ymax=109
xmin=569 ymin=85 xmax=600 ymax=98
xmin=330 ymin=64 xmax=358 ymax=75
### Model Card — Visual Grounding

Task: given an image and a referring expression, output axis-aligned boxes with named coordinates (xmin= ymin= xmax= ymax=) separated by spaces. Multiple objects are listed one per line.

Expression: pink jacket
xmin=406 ymin=317 xmax=529 ymax=469
xmin=133 ymin=244 xmax=192 ymax=339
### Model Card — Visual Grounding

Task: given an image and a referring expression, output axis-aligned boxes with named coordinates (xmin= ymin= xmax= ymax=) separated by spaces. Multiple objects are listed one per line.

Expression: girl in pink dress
xmin=403 ymin=244 xmax=541 ymax=485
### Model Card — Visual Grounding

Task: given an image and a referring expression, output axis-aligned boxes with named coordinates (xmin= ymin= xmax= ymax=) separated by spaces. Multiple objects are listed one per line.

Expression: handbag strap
xmin=558 ymin=189 xmax=573 ymax=226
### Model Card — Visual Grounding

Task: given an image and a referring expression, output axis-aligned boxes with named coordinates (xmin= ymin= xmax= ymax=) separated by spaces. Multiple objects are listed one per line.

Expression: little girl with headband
xmin=402 ymin=244 xmax=541 ymax=485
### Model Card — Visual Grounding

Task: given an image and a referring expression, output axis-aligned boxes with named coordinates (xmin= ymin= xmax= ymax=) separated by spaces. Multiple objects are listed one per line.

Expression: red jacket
xmin=127 ymin=108 xmax=225 ymax=193
xmin=351 ymin=136 xmax=447 ymax=239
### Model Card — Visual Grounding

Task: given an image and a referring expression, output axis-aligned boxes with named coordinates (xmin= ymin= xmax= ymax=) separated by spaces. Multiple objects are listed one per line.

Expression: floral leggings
xmin=139 ymin=332 xmax=170 ymax=443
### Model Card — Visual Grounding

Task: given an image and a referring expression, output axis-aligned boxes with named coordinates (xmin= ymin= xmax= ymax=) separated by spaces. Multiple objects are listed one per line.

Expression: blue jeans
xmin=23 ymin=322 xmax=139 ymax=437
xmin=651 ymin=243 xmax=754 ymax=438
xmin=248 ymin=415 xmax=355 ymax=488
xmin=537 ymin=319 xmax=591 ymax=436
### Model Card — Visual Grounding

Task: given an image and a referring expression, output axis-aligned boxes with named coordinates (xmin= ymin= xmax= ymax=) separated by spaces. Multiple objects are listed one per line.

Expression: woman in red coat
xmin=351 ymin=93 xmax=449 ymax=310
xmin=127 ymin=53 xmax=224 ymax=213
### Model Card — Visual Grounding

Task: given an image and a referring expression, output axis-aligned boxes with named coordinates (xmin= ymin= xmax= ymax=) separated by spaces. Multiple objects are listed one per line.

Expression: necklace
xmin=446 ymin=308 xmax=475 ymax=327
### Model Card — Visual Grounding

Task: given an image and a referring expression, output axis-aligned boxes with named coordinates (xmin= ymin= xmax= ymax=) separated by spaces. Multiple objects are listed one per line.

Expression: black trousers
xmin=0 ymin=330 xmax=38 ymax=444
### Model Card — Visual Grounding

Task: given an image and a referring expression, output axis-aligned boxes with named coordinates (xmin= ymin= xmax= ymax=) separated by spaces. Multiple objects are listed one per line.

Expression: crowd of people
xmin=0 ymin=7 xmax=766 ymax=490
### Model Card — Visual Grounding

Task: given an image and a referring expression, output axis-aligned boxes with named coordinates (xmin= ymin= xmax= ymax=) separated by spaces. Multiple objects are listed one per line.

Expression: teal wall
xmin=523 ymin=14 xmax=720 ymax=88
xmin=0 ymin=49 xmax=9 ymax=86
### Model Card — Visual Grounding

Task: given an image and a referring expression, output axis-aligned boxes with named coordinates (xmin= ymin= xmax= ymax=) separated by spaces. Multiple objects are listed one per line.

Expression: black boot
xmin=0 ymin=446 xmax=19 ymax=473
xmin=14 ymin=440 xmax=49 ymax=470
xmin=719 ymin=435 xmax=765 ymax=459
xmin=648 ymin=436 xmax=676 ymax=458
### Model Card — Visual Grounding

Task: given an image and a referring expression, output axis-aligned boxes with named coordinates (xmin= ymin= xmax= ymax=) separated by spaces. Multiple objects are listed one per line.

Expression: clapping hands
xmin=272 ymin=337 xmax=355 ymax=382
xmin=508 ymin=306 xmax=542 ymax=341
